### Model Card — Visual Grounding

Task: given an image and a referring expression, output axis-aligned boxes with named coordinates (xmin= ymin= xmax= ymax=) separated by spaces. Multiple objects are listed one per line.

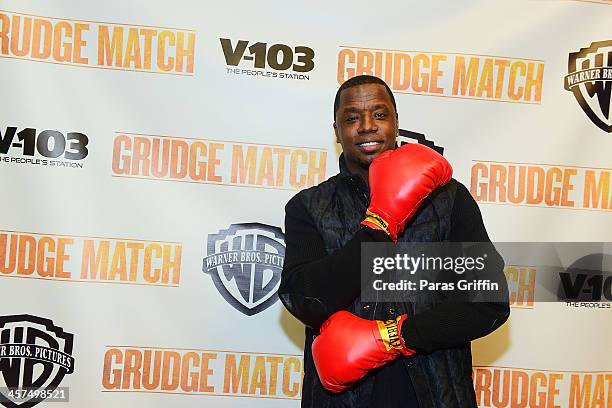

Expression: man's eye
xmin=346 ymin=116 xmax=358 ymax=122
xmin=375 ymin=112 xmax=387 ymax=118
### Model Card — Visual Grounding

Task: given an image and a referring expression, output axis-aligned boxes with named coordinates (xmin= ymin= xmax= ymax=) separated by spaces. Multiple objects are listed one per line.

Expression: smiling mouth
xmin=356 ymin=141 xmax=383 ymax=147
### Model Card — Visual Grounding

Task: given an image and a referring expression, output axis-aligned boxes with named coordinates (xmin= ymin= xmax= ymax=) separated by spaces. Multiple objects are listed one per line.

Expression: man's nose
xmin=358 ymin=114 xmax=377 ymax=133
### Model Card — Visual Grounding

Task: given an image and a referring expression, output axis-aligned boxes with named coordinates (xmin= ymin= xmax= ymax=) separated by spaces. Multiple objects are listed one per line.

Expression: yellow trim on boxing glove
xmin=376 ymin=316 xmax=404 ymax=352
xmin=363 ymin=209 xmax=391 ymax=237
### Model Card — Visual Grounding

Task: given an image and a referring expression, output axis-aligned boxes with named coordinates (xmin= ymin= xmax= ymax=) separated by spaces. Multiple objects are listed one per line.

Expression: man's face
xmin=334 ymin=83 xmax=398 ymax=173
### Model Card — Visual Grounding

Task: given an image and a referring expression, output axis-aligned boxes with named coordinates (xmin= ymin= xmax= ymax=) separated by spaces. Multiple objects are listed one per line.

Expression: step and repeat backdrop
xmin=0 ymin=0 xmax=611 ymax=407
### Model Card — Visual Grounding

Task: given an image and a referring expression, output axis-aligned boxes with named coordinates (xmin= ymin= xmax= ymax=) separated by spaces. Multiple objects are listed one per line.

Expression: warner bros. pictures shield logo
xmin=0 ymin=315 xmax=75 ymax=408
xmin=564 ymin=40 xmax=612 ymax=133
xmin=203 ymin=223 xmax=285 ymax=315
xmin=397 ymin=129 xmax=445 ymax=155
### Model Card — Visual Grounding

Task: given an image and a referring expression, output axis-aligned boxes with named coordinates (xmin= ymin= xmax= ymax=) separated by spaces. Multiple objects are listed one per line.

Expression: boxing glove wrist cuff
xmin=361 ymin=210 xmax=392 ymax=238
xmin=376 ymin=314 xmax=415 ymax=357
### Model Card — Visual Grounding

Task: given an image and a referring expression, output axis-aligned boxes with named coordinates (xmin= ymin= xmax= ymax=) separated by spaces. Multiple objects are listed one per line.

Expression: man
xmin=278 ymin=75 xmax=509 ymax=407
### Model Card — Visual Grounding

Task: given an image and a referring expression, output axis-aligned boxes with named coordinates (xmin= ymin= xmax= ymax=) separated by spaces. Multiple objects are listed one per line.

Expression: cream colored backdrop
xmin=0 ymin=1 xmax=610 ymax=407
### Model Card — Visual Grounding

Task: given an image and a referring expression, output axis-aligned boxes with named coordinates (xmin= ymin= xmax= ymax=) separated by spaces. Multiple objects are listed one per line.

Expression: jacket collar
xmin=338 ymin=153 xmax=352 ymax=178
xmin=338 ymin=153 xmax=368 ymax=193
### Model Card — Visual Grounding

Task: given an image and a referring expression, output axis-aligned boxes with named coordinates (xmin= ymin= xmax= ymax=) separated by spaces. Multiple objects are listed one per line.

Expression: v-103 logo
xmin=564 ymin=40 xmax=612 ymax=133
xmin=220 ymin=38 xmax=314 ymax=81
xmin=203 ymin=223 xmax=285 ymax=315
xmin=558 ymin=253 xmax=612 ymax=303
xmin=0 ymin=315 xmax=75 ymax=408
xmin=0 ymin=126 xmax=89 ymax=168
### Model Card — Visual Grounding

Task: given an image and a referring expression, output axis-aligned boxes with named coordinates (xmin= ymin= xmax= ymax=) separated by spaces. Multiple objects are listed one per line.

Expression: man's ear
xmin=333 ymin=122 xmax=340 ymax=143
xmin=395 ymin=115 xmax=400 ymax=147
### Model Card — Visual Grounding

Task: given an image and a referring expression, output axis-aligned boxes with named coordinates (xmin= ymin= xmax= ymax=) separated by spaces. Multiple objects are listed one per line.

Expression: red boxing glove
xmin=312 ymin=311 xmax=415 ymax=393
xmin=361 ymin=144 xmax=452 ymax=241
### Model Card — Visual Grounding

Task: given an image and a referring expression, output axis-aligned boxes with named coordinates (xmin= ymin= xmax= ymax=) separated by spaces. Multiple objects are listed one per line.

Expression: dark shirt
xmin=280 ymin=181 xmax=508 ymax=353
xmin=279 ymin=178 xmax=509 ymax=407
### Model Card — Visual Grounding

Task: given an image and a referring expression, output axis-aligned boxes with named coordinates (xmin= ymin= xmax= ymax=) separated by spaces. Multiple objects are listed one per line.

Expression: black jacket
xmin=279 ymin=155 xmax=510 ymax=407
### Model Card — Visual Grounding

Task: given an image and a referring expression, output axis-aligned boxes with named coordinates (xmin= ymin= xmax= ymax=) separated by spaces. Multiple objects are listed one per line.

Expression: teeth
xmin=359 ymin=142 xmax=379 ymax=146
